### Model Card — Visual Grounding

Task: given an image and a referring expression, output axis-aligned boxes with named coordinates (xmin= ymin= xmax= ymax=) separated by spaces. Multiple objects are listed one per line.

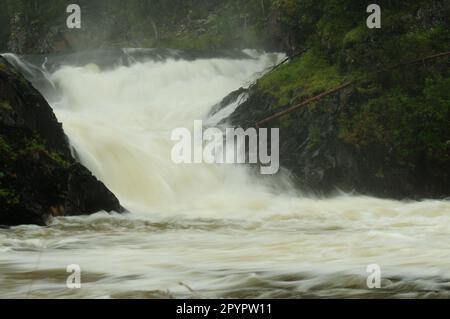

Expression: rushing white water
xmin=1 ymin=51 xmax=450 ymax=299
xmin=49 ymin=52 xmax=286 ymax=214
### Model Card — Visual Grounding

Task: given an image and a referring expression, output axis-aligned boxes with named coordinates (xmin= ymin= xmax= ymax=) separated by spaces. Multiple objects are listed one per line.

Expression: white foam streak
xmin=1 ymin=51 xmax=450 ymax=298
xmin=50 ymin=53 xmax=285 ymax=213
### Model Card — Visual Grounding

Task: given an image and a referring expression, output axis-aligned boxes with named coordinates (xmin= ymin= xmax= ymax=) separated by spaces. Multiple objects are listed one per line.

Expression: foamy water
xmin=1 ymin=51 xmax=449 ymax=298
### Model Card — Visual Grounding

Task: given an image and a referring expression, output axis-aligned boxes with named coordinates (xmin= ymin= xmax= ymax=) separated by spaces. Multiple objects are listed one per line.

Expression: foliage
xmin=1 ymin=0 xmax=449 ymax=194
xmin=258 ymin=49 xmax=344 ymax=108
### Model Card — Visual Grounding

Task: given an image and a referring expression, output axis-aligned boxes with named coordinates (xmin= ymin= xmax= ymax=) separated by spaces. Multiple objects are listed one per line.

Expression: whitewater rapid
xmin=49 ymin=51 xmax=288 ymax=215
xmin=1 ymin=50 xmax=450 ymax=298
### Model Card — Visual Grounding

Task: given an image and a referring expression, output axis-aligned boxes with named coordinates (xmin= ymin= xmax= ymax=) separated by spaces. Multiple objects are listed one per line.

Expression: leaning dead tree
xmin=256 ymin=81 xmax=353 ymax=128
xmin=255 ymin=50 xmax=450 ymax=128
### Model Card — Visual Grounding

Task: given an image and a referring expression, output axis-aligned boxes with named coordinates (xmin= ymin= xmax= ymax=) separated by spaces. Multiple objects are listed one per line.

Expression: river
xmin=1 ymin=50 xmax=449 ymax=298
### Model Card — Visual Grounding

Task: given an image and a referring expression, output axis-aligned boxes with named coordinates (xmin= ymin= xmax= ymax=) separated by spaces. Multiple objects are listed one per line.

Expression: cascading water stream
xmin=48 ymin=51 xmax=287 ymax=215
xmin=1 ymin=51 xmax=450 ymax=298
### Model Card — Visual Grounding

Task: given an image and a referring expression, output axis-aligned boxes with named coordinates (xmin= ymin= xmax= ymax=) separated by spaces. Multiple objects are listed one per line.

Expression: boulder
xmin=220 ymin=82 xmax=449 ymax=200
xmin=0 ymin=56 xmax=123 ymax=227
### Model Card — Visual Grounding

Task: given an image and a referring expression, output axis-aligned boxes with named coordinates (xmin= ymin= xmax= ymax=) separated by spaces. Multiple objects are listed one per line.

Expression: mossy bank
xmin=224 ymin=0 xmax=450 ymax=199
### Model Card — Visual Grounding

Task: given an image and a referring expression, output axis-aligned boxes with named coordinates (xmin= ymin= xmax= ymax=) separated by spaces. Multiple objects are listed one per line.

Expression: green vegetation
xmin=0 ymin=101 xmax=13 ymax=111
xmin=258 ymin=0 xmax=449 ymax=103
xmin=0 ymin=135 xmax=16 ymax=162
xmin=259 ymin=50 xmax=344 ymax=108
xmin=0 ymin=0 xmax=449 ymax=197
xmin=251 ymin=0 xmax=450 ymax=177
xmin=0 ymin=0 xmax=274 ymax=52
xmin=0 ymin=135 xmax=18 ymax=206
xmin=339 ymin=74 xmax=450 ymax=167
xmin=0 ymin=131 xmax=70 ymax=208
xmin=19 ymin=138 xmax=71 ymax=169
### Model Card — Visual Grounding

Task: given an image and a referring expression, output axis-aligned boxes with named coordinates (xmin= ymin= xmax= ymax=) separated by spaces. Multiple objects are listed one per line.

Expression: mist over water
xmin=1 ymin=51 xmax=450 ymax=298
xmin=49 ymin=51 xmax=285 ymax=214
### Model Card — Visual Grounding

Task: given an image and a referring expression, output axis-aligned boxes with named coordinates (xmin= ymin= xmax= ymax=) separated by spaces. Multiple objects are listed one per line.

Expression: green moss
xmin=339 ymin=74 xmax=450 ymax=166
xmin=250 ymin=1 xmax=449 ymax=171
xmin=308 ymin=126 xmax=322 ymax=149
xmin=258 ymin=50 xmax=346 ymax=109
xmin=158 ymin=16 xmax=263 ymax=51
xmin=0 ymin=188 xmax=20 ymax=205
xmin=19 ymin=139 xmax=70 ymax=169
xmin=160 ymin=33 xmax=226 ymax=51
xmin=0 ymin=101 xmax=13 ymax=111
xmin=343 ymin=25 xmax=369 ymax=47
xmin=0 ymin=135 xmax=16 ymax=161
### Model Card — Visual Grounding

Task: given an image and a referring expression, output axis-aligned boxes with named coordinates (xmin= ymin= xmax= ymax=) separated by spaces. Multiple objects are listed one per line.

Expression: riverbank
xmin=0 ymin=56 xmax=123 ymax=226
xmin=215 ymin=1 xmax=450 ymax=199
xmin=0 ymin=46 xmax=449 ymax=299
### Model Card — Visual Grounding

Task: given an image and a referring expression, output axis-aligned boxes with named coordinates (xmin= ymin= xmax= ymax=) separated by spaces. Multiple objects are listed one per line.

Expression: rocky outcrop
xmin=222 ymin=81 xmax=450 ymax=200
xmin=215 ymin=0 xmax=450 ymax=200
xmin=0 ymin=56 xmax=123 ymax=227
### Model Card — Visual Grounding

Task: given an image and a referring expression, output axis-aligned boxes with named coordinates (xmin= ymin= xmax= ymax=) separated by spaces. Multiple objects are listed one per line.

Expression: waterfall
xmin=42 ymin=50 xmax=286 ymax=216
xmin=1 ymin=50 xmax=450 ymax=299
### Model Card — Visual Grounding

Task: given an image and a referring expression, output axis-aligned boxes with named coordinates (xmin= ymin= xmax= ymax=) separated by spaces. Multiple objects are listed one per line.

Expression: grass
xmin=258 ymin=50 xmax=346 ymax=108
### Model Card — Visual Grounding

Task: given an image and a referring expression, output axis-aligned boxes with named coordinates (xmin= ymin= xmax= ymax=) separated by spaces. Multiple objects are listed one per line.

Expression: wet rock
xmin=65 ymin=163 xmax=122 ymax=216
xmin=224 ymin=83 xmax=449 ymax=200
xmin=0 ymin=56 xmax=123 ymax=227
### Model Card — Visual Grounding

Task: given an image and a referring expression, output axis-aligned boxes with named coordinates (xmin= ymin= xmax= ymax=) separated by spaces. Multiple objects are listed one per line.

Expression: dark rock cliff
xmin=221 ymin=79 xmax=449 ymax=200
xmin=0 ymin=56 xmax=123 ymax=227
xmin=216 ymin=0 xmax=450 ymax=200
